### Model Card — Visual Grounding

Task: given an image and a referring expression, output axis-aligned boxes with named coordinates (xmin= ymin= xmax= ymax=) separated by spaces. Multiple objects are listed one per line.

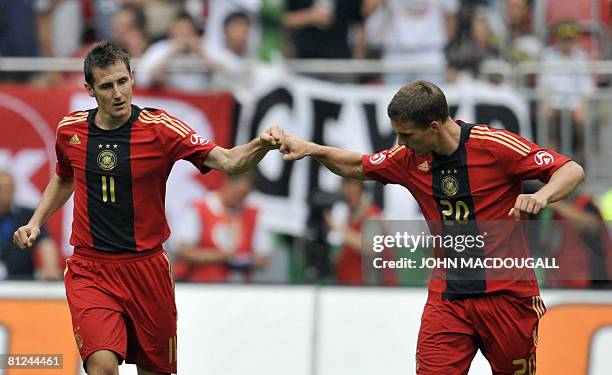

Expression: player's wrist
xmin=26 ymin=221 xmax=41 ymax=231
xmin=307 ymin=142 xmax=323 ymax=157
xmin=256 ymin=136 xmax=276 ymax=151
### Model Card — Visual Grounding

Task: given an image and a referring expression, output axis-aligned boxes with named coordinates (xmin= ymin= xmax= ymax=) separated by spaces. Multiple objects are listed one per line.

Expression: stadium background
xmin=0 ymin=0 xmax=611 ymax=374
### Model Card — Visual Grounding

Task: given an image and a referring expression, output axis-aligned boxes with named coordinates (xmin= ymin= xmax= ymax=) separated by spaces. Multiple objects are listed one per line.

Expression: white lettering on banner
xmin=235 ymin=66 xmax=531 ymax=235
xmin=190 ymin=133 xmax=209 ymax=145
xmin=534 ymin=150 xmax=554 ymax=166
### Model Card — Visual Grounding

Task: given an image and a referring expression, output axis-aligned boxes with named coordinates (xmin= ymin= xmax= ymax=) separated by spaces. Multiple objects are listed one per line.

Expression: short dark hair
xmin=84 ymin=40 xmax=131 ymax=86
xmin=224 ymin=11 xmax=251 ymax=29
xmin=387 ymin=80 xmax=450 ymax=129
xmin=173 ymin=11 xmax=201 ymax=34
xmin=121 ymin=4 xmax=147 ymax=32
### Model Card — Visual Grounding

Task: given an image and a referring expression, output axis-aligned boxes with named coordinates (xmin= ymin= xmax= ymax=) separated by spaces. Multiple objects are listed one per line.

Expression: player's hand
xmin=259 ymin=125 xmax=286 ymax=150
xmin=308 ymin=4 xmax=333 ymax=29
xmin=323 ymin=210 xmax=338 ymax=231
xmin=280 ymin=134 xmax=311 ymax=161
xmin=508 ymin=193 xmax=548 ymax=220
xmin=13 ymin=224 xmax=41 ymax=250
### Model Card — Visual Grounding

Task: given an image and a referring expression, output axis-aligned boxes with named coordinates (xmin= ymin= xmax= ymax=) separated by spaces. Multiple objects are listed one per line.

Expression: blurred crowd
xmin=0 ymin=0 xmax=608 ymax=85
xmin=0 ymin=0 xmax=611 ymax=287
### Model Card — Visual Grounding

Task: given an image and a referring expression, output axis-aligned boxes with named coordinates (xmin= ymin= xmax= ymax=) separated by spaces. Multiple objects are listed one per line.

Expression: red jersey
xmin=55 ymin=105 xmax=217 ymax=253
xmin=362 ymin=121 xmax=571 ymax=299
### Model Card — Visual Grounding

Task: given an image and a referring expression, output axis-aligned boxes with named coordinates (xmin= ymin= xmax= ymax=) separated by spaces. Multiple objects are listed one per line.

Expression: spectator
xmin=445 ymin=5 xmax=500 ymax=82
xmin=93 ymin=0 xmax=181 ymax=41
xmin=172 ymin=173 xmax=270 ymax=283
xmin=0 ymin=172 xmax=61 ymax=280
xmin=284 ymin=0 xmax=368 ymax=59
xmin=488 ymin=0 xmax=540 ymax=63
xmin=259 ymin=0 xmax=285 ymax=62
xmin=537 ymin=21 xmax=595 ymax=160
xmin=283 ymin=0 xmax=369 ymax=81
xmin=204 ymin=0 xmax=261 ymax=63
xmin=136 ymin=11 xmax=222 ymax=92
xmin=207 ymin=11 xmax=253 ymax=88
xmin=0 ymin=0 xmax=40 ymax=82
xmin=540 ymin=190 xmax=612 ymax=288
xmin=36 ymin=0 xmax=83 ymax=59
xmin=371 ymin=0 xmax=459 ymax=85
xmin=112 ymin=4 xmax=149 ymax=58
xmin=325 ymin=178 xmax=393 ymax=285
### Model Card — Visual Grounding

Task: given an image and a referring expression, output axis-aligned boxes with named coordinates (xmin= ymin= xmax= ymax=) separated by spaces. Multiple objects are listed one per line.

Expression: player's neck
xmin=433 ymin=119 xmax=461 ymax=156
xmin=95 ymin=109 xmax=131 ymax=131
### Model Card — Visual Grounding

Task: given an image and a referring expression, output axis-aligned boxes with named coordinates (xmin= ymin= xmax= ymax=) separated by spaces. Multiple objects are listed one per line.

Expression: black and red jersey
xmin=362 ymin=121 xmax=572 ymax=299
xmin=55 ymin=105 xmax=217 ymax=253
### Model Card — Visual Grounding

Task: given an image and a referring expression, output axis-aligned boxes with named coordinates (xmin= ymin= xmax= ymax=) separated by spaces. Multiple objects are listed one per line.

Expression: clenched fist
xmin=13 ymin=224 xmax=40 ymax=249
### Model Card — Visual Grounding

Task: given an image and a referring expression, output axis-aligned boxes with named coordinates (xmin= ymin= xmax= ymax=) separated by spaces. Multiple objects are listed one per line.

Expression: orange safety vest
xmin=175 ymin=199 xmax=258 ymax=282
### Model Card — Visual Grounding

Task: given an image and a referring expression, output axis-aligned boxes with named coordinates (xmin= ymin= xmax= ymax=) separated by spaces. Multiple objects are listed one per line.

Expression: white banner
xmin=237 ymin=67 xmax=532 ymax=235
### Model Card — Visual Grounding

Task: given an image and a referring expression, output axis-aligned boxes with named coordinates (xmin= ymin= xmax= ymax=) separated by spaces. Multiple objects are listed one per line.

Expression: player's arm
xmin=281 ymin=134 xmax=369 ymax=180
xmin=323 ymin=211 xmax=363 ymax=251
xmin=177 ymin=244 xmax=232 ymax=264
xmin=509 ymin=161 xmax=585 ymax=219
xmin=203 ymin=126 xmax=285 ymax=175
xmin=13 ymin=174 xmax=74 ymax=249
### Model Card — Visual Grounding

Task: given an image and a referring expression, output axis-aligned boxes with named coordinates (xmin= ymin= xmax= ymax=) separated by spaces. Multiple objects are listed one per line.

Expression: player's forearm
xmin=225 ymin=138 xmax=271 ymax=175
xmin=343 ymin=227 xmax=362 ymax=251
xmin=28 ymin=174 xmax=74 ymax=228
xmin=309 ymin=143 xmax=368 ymax=180
xmin=178 ymin=246 xmax=230 ymax=264
xmin=283 ymin=8 xmax=316 ymax=28
xmin=536 ymin=161 xmax=585 ymax=204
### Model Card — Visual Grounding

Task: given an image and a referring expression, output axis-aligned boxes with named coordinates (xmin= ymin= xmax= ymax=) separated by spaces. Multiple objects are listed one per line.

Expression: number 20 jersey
xmin=362 ymin=121 xmax=571 ymax=299
xmin=55 ymin=105 xmax=217 ymax=253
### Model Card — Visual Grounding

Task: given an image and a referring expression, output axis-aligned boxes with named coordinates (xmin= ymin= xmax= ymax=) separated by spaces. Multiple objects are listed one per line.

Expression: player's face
xmin=85 ymin=61 xmax=134 ymax=123
xmin=391 ymin=120 xmax=438 ymax=156
xmin=226 ymin=178 xmax=254 ymax=206
xmin=340 ymin=180 xmax=363 ymax=209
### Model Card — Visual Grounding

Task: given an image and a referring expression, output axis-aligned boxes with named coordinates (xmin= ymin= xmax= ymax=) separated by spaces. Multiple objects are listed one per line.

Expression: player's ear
xmin=84 ymin=82 xmax=95 ymax=97
xmin=429 ymin=121 xmax=441 ymax=133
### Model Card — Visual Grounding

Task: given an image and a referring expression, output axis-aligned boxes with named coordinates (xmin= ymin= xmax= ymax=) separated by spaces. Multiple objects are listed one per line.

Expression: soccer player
xmin=279 ymin=80 xmax=585 ymax=374
xmin=12 ymin=40 xmax=285 ymax=375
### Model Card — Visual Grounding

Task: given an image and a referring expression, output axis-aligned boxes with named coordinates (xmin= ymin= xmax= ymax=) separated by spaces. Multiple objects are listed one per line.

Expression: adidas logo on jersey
xmin=69 ymin=134 xmax=81 ymax=145
xmin=418 ymin=161 xmax=429 ymax=171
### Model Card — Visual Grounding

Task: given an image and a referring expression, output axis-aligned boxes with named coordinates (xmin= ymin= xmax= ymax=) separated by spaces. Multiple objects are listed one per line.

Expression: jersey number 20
xmin=440 ymin=199 xmax=469 ymax=225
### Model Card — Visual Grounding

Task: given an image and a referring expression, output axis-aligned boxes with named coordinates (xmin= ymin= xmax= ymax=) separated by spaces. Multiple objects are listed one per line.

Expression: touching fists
xmin=259 ymin=125 xmax=286 ymax=150
xmin=280 ymin=134 xmax=312 ymax=161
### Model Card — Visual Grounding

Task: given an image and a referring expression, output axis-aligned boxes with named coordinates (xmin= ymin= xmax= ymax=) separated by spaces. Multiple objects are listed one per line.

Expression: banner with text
xmin=237 ymin=67 xmax=532 ymax=235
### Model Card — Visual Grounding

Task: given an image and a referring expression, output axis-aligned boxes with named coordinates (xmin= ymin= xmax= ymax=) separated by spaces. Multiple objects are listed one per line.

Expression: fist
xmin=259 ymin=125 xmax=286 ymax=150
xmin=508 ymin=194 xmax=548 ymax=220
xmin=280 ymin=134 xmax=311 ymax=161
xmin=13 ymin=225 xmax=41 ymax=249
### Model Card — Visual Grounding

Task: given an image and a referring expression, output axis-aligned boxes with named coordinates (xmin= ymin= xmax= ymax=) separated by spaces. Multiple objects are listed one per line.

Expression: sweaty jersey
xmin=362 ymin=121 xmax=571 ymax=299
xmin=55 ymin=105 xmax=217 ymax=253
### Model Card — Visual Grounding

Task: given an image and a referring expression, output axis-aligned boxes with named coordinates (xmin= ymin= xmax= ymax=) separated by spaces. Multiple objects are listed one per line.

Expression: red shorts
xmin=64 ymin=247 xmax=177 ymax=374
xmin=416 ymin=294 xmax=546 ymax=375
